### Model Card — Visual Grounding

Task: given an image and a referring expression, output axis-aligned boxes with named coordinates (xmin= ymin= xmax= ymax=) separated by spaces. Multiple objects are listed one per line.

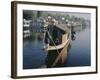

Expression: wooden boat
xmin=42 ymin=19 xmax=71 ymax=67
xmin=44 ymin=22 xmax=70 ymax=51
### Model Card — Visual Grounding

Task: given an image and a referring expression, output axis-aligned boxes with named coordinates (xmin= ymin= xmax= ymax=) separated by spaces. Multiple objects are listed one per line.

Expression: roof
xmin=55 ymin=23 xmax=70 ymax=33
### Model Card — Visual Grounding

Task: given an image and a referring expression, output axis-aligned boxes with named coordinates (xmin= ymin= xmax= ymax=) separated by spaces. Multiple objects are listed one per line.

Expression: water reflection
xmin=71 ymin=26 xmax=76 ymax=41
xmin=23 ymin=33 xmax=47 ymax=69
xmin=46 ymin=44 xmax=71 ymax=68
xmin=65 ymin=25 xmax=91 ymax=67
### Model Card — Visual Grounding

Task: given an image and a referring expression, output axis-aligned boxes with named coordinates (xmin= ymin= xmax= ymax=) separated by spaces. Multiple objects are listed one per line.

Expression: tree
xmin=37 ymin=11 xmax=42 ymax=18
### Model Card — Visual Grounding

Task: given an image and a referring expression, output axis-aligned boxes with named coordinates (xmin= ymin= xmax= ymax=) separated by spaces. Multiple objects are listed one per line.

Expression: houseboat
xmin=42 ymin=18 xmax=71 ymax=67
xmin=44 ymin=24 xmax=70 ymax=51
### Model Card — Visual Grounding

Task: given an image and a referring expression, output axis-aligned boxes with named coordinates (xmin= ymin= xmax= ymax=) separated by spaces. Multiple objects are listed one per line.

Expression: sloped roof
xmin=55 ymin=24 xmax=70 ymax=33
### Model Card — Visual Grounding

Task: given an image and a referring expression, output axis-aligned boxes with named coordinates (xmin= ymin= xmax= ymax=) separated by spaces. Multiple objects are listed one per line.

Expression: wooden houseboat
xmin=44 ymin=25 xmax=70 ymax=51
xmin=43 ymin=18 xmax=71 ymax=67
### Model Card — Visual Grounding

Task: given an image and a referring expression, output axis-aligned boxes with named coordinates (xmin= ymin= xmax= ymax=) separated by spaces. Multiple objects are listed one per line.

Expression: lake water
xmin=64 ymin=26 xmax=91 ymax=67
xmin=23 ymin=25 xmax=91 ymax=69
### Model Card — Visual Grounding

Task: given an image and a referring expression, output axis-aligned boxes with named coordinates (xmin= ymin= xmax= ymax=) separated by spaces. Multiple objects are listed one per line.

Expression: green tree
xmin=23 ymin=10 xmax=33 ymax=20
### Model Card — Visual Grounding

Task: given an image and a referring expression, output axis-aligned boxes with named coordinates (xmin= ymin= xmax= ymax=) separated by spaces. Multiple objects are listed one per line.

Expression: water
xmin=23 ymin=25 xmax=91 ymax=69
xmin=65 ymin=26 xmax=91 ymax=67
xmin=23 ymin=37 xmax=47 ymax=69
